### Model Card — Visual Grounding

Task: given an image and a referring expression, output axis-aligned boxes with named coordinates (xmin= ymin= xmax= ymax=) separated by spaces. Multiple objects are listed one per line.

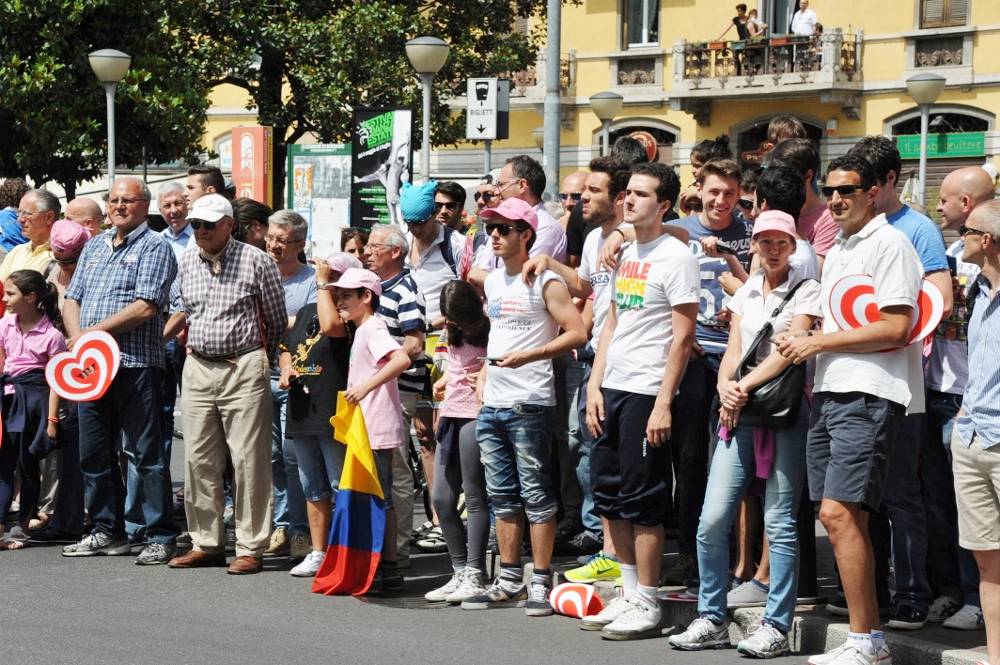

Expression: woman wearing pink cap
xmin=670 ymin=210 xmax=822 ymax=657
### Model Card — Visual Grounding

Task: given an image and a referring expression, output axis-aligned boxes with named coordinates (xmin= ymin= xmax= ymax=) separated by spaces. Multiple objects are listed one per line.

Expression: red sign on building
xmin=232 ymin=126 xmax=273 ymax=206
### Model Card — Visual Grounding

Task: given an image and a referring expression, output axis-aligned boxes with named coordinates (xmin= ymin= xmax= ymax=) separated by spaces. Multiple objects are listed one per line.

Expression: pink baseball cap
xmin=51 ymin=219 xmax=91 ymax=254
xmin=479 ymin=197 xmax=538 ymax=231
xmin=324 ymin=251 xmax=363 ymax=275
xmin=752 ymin=210 xmax=797 ymax=241
xmin=331 ymin=267 xmax=382 ymax=296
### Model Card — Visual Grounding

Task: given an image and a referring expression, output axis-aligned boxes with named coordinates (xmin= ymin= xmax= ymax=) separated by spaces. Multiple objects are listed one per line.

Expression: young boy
xmin=331 ymin=267 xmax=413 ymax=592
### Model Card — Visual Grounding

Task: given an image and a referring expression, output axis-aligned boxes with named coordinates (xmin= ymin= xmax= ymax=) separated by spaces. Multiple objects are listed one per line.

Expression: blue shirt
xmin=886 ymin=205 xmax=948 ymax=274
xmin=282 ymin=263 xmax=318 ymax=318
xmin=160 ymin=223 xmax=194 ymax=264
xmin=669 ymin=212 xmax=753 ymax=353
xmin=66 ymin=222 xmax=177 ymax=369
xmin=956 ymin=275 xmax=1000 ymax=449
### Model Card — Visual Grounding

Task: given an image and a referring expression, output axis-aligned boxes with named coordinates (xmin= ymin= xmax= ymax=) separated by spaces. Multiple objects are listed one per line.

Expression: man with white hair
xmin=158 ymin=182 xmax=192 ymax=263
xmin=0 ymin=188 xmax=58 ymax=280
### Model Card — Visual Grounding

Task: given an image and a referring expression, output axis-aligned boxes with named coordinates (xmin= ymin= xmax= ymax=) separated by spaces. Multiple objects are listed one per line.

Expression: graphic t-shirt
xmin=483 ymin=268 xmax=563 ymax=407
xmin=349 ymin=316 xmax=406 ymax=449
xmin=670 ymin=212 xmax=753 ymax=354
xmin=925 ymin=240 xmax=980 ymax=394
xmin=601 ymin=234 xmax=700 ymax=396
xmin=577 ymin=224 xmax=620 ymax=346
xmin=279 ymin=303 xmax=350 ymax=438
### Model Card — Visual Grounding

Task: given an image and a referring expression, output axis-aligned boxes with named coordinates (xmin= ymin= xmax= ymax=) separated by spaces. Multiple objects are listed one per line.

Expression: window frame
xmin=920 ymin=0 xmax=970 ymax=29
xmin=623 ymin=0 xmax=660 ymax=48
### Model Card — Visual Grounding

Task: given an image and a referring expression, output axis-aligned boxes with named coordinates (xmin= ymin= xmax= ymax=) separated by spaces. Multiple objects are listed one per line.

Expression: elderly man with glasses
xmin=61 ymin=176 xmax=179 ymax=565
xmin=0 ymin=188 xmax=58 ymax=281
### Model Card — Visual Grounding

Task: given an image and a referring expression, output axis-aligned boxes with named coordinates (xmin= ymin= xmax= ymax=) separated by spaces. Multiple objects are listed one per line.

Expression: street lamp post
xmin=905 ymin=73 xmax=946 ymax=208
xmin=405 ymin=37 xmax=450 ymax=182
xmin=590 ymin=91 xmax=624 ymax=156
xmin=88 ymin=49 xmax=131 ymax=186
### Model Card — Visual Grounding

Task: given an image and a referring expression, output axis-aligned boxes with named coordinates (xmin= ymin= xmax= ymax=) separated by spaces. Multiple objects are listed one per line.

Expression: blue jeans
xmin=270 ymin=380 xmax=308 ymax=534
xmin=925 ymin=390 xmax=981 ymax=606
xmin=575 ymin=361 xmax=601 ymax=536
xmin=477 ymin=404 xmax=558 ymax=524
xmin=292 ymin=434 xmax=345 ymax=501
xmin=79 ymin=367 xmax=176 ymax=544
xmin=697 ymin=405 xmax=807 ymax=633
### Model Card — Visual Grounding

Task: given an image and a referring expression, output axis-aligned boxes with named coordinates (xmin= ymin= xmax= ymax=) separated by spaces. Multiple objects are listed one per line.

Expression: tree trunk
xmin=62 ymin=179 xmax=77 ymax=200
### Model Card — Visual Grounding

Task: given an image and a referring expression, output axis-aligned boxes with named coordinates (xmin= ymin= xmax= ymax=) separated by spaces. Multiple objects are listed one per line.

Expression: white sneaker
xmin=942 ymin=603 xmax=985 ymax=630
xmin=289 ymin=550 xmax=325 ymax=577
xmin=444 ymin=568 xmax=487 ymax=603
xmin=737 ymin=621 xmax=789 ymax=658
xmin=667 ymin=616 xmax=731 ymax=650
xmin=425 ymin=571 xmax=464 ymax=602
xmin=809 ymin=644 xmax=890 ymax=665
xmin=927 ymin=595 xmax=962 ymax=623
xmin=600 ymin=597 xmax=662 ymax=640
xmin=580 ymin=594 xmax=631 ymax=631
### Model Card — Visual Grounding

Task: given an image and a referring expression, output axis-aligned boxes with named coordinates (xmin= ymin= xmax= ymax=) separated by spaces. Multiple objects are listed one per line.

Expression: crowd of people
xmin=0 ymin=111 xmax=998 ymax=665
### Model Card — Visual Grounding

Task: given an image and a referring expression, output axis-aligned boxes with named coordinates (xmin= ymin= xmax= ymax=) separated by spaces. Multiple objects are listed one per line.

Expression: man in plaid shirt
xmin=62 ymin=176 xmax=179 ymax=565
xmin=167 ymin=194 xmax=286 ymax=575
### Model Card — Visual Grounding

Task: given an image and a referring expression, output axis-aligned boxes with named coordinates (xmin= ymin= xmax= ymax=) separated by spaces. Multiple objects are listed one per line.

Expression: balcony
xmin=670 ymin=29 xmax=864 ymax=125
xmin=508 ymin=50 xmax=577 ymax=98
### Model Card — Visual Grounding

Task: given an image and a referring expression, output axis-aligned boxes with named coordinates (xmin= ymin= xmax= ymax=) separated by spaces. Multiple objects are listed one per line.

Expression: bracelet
xmin=612 ymin=227 xmax=626 ymax=241
xmin=47 ymin=417 xmax=60 ymax=424
xmin=316 ymin=281 xmax=328 ymax=288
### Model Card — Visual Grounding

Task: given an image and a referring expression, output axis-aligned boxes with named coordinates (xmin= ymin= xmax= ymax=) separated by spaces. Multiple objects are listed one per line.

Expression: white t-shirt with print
xmin=925 ymin=239 xmax=980 ymax=394
xmin=577 ymin=224 xmax=621 ymax=347
xmin=728 ymin=270 xmax=822 ymax=359
xmin=813 ymin=215 xmax=925 ymax=411
xmin=601 ymin=233 xmax=700 ymax=396
xmin=483 ymin=268 xmax=564 ymax=407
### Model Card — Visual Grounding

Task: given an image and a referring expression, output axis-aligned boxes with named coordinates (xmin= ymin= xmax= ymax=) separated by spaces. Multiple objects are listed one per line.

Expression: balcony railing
xmin=508 ymin=50 xmax=577 ymax=98
xmin=672 ymin=29 xmax=862 ymax=91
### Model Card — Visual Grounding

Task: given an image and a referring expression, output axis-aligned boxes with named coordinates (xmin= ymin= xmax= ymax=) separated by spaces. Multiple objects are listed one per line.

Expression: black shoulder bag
xmin=733 ymin=278 xmax=813 ymax=429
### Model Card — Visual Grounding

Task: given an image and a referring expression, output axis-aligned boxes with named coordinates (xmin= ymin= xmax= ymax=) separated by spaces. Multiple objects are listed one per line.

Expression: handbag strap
xmin=736 ymin=277 xmax=814 ymax=371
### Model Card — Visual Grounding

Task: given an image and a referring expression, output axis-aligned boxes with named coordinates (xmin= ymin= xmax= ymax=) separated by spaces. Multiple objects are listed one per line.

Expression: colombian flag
xmin=311 ymin=393 xmax=385 ymax=596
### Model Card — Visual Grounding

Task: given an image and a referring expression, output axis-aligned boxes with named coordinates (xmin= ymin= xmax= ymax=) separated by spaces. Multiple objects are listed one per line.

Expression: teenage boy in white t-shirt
xmin=461 ymin=198 xmax=586 ymax=616
xmin=777 ymin=155 xmax=924 ymax=665
xmin=583 ymin=162 xmax=700 ymax=639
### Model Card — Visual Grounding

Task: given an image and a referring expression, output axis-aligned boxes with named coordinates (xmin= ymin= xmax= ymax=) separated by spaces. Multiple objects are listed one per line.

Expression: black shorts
xmin=806 ymin=391 xmax=904 ymax=510
xmin=590 ymin=388 xmax=670 ymax=526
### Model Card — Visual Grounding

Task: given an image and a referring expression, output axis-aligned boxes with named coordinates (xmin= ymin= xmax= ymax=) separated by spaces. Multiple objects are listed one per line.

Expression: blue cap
xmin=400 ymin=180 xmax=438 ymax=223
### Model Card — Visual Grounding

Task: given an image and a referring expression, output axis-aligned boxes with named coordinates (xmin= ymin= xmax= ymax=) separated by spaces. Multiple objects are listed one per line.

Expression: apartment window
xmin=921 ymin=0 xmax=969 ymax=28
xmin=624 ymin=0 xmax=659 ymax=47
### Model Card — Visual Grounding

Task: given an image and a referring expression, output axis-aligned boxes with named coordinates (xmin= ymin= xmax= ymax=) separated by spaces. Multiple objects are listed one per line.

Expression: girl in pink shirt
xmin=0 ymin=270 xmax=66 ymax=550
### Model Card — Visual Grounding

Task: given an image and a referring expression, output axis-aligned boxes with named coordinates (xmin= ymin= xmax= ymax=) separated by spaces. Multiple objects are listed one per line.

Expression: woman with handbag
xmin=669 ymin=211 xmax=821 ymax=658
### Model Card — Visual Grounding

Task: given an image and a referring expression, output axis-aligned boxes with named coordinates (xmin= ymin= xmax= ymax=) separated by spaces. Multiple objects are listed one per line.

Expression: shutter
xmin=513 ymin=17 xmax=529 ymax=36
xmin=922 ymin=0 xmax=946 ymax=28
xmin=947 ymin=0 xmax=969 ymax=26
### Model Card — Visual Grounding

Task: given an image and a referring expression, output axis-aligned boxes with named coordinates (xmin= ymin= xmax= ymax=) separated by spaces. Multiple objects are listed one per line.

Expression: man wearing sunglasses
xmin=778 ymin=155 xmax=923 ymax=665
xmin=62 ymin=176 xmax=179 ymax=565
xmin=463 ymin=197 xmax=585 ymax=615
xmin=169 ymin=193 xmax=286 ymax=575
xmin=434 ymin=181 xmax=469 ymax=234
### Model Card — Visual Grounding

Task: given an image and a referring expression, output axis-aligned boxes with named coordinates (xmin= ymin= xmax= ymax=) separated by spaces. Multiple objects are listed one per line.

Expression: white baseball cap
xmin=186 ymin=193 xmax=233 ymax=222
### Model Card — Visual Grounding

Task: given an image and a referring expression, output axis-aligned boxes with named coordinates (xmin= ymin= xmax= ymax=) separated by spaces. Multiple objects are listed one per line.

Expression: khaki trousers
xmin=182 ymin=350 xmax=273 ymax=558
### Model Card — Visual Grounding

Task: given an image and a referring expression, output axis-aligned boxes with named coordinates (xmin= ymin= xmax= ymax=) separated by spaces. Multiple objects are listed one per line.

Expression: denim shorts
xmin=476 ymin=404 xmax=557 ymax=524
xmin=373 ymin=449 xmax=395 ymax=510
xmin=291 ymin=435 xmax=346 ymax=502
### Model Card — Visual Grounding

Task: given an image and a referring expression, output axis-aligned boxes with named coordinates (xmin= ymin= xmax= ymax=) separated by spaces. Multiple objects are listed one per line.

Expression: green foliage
xmin=0 ymin=0 xmax=211 ymax=196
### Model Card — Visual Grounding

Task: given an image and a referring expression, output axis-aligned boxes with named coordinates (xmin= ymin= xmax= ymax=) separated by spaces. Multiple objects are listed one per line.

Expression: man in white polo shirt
xmin=778 ymin=154 xmax=924 ymax=665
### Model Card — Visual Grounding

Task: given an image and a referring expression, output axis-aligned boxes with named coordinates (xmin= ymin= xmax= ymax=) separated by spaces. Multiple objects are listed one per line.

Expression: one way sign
xmin=466 ymin=78 xmax=510 ymax=141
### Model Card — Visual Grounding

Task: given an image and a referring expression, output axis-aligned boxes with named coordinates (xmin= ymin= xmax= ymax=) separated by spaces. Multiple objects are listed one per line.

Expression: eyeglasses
xmin=434 ymin=201 xmax=460 ymax=212
xmin=485 ymin=222 xmax=529 ymax=236
xmin=16 ymin=209 xmax=41 ymax=218
xmin=559 ymin=192 xmax=583 ymax=203
xmin=960 ymin=225 xmax=988 ymax=238
xmin=366 ymin=242 xmax=391 ymax=253
xmin=189 ymin=219 xmax=220 ymax=231
xmin=265 ymin=234 xmax=301 ymax=246
xmin=108 ymin=197 xmax=149 ymax=207
xmin=494 ymin=178 xmax=520 ymax=192
xmin=820 ymin=185 xmax=865 ymax=198
xmin=474 ymin=191 xmax=493 ymax=203
xmin=737 ymin=198 xmax=755 ymax=211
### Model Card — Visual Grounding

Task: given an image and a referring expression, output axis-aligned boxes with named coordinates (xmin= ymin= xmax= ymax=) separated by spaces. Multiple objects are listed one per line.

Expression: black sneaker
xmin=888 ymin=604 xmax=927 ymax=630
xmin=554 ymin=517 xmax=583 ymax=544
xmin=369 ymin=561 xmax=404 ymax=595
xmin=662 ymin=552 xmax=697 ymax=586
xmin=558 ymin=531 xmax=602 ymax=556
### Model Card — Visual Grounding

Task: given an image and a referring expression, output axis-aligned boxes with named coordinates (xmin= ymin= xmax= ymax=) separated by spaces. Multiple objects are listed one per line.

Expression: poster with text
xmin=286 ymin=144 xmax=351 ymax=259
xmin=350 ymin=109 xmax=413 ymax=230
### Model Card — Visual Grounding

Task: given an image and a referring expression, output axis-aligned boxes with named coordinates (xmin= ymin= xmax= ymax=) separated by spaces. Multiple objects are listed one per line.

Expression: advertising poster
xmin=286 ymin=143 xmax=352 ymax=259
xmin=232 ymin=126 xmax=273 ymax=206
xmin=350 ymin=109 xmax=413 ymax=230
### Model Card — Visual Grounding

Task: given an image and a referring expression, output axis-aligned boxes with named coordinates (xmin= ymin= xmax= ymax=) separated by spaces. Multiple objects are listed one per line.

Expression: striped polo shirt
xmin=377 ymin=268 xmax=427 ymax=393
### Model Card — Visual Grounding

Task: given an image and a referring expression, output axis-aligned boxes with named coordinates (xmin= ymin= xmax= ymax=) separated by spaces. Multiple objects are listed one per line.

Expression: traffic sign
xmin=466 ymin=78 xmax=510 ymax=141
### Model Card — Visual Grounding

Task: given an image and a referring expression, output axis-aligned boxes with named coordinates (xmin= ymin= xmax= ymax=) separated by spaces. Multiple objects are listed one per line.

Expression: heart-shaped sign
xmin=45 ymin=331 xmax=121 ymax=401
xmin=828 ymin=274 xmax=945 ymax=346
xmin=548 ymin=582 xmax=604 ymax=619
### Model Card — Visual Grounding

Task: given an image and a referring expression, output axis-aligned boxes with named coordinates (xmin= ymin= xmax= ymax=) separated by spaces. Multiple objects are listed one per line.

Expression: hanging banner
xmin=287 ymin=144 xmax=352 ymax=259
xmin=350 ymin=109 xmax=413 ymax=230
xmin=232 ymin=126 xmax=274 ymax=206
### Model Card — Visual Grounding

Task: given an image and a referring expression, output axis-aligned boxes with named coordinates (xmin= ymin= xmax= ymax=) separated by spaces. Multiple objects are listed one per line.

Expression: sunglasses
xmin=820 ymin=185 xmax=866 ymax=198
xmin=485 ymin=222 xmax=529 ymax=236
xmin=559 ymin=192 xmax=583 ymax=202
xmin=959 ymin=225 xmax=988 ymax=238
xmin=474 ymin=191 xmax=493 ymax=203
xmin=189 ymin=219 xmax=221 ymax=230
xmin=737 ymin=198 xmax=755 ymax=211
xmin=435 ymin=201 xmax=460 ymax=212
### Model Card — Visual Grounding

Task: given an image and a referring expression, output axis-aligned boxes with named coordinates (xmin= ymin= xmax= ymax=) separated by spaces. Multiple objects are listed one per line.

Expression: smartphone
xmin=715 ymin=240 xmax=737 ymax=256
xmin=478 ymin=356 xmax=502 ymax=366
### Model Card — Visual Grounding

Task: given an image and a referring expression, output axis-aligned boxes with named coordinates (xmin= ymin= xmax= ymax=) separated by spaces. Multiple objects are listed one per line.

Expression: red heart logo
xmin=548 ymin=582 xmax=604 ymax=619
xmin=828 ymin=274 xmax=945 ymax=347
xmin=45 ymin=331 xmax=121 ymax=402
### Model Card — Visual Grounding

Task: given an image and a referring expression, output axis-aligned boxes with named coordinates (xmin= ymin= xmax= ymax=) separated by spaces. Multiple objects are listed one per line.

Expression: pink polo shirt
xmin=349 ymin=316 xmax=406 ymax=450
xmin=0 ymin=314 xmax=66 ymax=393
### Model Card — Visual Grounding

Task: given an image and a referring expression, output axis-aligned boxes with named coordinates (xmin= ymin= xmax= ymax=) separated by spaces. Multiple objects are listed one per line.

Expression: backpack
xmin=440 ymin=226 xmax=457 ymax=276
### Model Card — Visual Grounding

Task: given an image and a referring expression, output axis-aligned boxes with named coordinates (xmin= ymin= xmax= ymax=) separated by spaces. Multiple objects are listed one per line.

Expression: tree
xmin=0 ymin=0 xmax=211 ymax=198
xmin=172 ymin=0 xmax=546 ymax=206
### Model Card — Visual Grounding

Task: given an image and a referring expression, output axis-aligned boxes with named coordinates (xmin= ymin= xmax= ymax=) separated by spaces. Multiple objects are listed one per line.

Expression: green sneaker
xmin=564 ymin=551 xmax=621 ymax=583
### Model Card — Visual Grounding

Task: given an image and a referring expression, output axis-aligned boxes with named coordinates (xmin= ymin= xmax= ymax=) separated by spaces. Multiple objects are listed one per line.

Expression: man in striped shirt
xmin=365 ymin=223 xmax=427 ymax=567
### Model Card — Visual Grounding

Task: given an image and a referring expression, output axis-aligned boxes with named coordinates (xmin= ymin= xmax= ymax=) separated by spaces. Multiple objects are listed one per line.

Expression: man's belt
xmin=189 ymin=346 xmax=263 ymax=363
